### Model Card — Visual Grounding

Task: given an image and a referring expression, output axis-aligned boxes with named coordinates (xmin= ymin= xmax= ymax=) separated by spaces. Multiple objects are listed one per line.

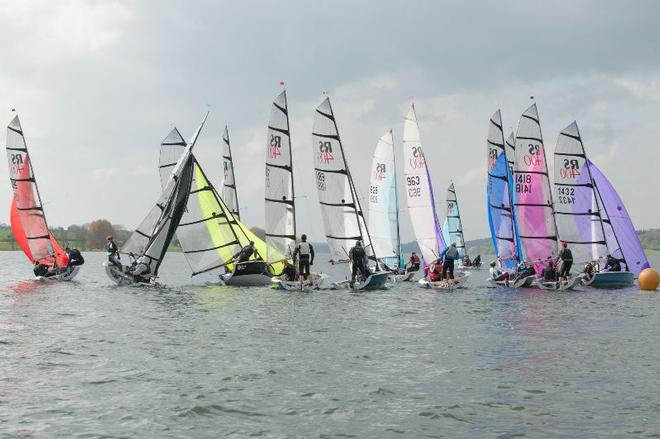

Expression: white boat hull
xmin=271 ymin=273 xmax=329 ymax=291
xmin=535 ymin=275 xmax=583 ymax=291
xmin=389 ymin=271 xmax=416 ymax=283
xmin=419 ymin=271 xmax=470 ymax=290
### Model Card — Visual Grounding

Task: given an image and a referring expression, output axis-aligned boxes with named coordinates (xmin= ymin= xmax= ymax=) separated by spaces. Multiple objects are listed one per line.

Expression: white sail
xmin=312 ymin=97 xmax=374 ymax=263
xmin=222 ymin=125 xmax=240 ymax=219
xmin=265 ymin=90 xmax=296 ymax=264
xmin=505 ymin=132 xmax=516 ymax=172
xmin=368 ymin=130 xmax=400 ymax=266
xmin=402 ymin=104 xmax=444 ymax=265
xmin=513 ymin=103 xmax=558 ymax=266
xmin=554 ymin=121 xmax=608 ymax=264
xmin=442 ymin=182 xmax=467 ymax=258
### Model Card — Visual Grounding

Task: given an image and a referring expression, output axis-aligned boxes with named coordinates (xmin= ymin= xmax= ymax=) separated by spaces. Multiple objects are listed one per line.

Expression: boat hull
xmin=37 ymin=266 xmax=81 ymax=282
xmin=389 ymin=271 xmax=415 ymax=283
xmin=271 ymin=273 xmax=329 ymax=291
xmin=222 ymin=261 xmax=273 ymax=287
xmin=103 ymin=262 xmax=153 ymax=286
xmin=332 ymin=271 xmax=390 ymax=290
xmin=419 ymin=271 xmax=470 ymax=290
xmin=535 ymin=275 xmax=583 ymax=291
xmin=582 ymin=271 xmax=635 ymax=288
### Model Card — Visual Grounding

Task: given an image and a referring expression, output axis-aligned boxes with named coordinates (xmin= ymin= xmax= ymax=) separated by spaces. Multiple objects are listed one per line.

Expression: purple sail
xmin=589 ymin=160 xmax=649 ymax=275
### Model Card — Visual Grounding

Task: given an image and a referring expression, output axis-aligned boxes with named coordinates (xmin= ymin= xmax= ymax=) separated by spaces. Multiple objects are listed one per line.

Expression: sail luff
xmin=391 ymin=130 xmax=403 ymax=267
xmin=222 ymin=125 xmax=241 ymax=219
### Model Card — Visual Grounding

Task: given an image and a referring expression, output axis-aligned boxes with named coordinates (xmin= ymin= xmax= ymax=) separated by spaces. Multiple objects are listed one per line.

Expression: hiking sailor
xmin=106 ymin=236 xmax=122 ymax=271
xmin=65 ymin=247 xmax=84 ymax=272
xmin=233 ymin=241 xmax=256 ymax=264
xmin=129 ymin=255 xmax=151 ymax=283
xmin=293 ymin=234 xmax=315 ymax=281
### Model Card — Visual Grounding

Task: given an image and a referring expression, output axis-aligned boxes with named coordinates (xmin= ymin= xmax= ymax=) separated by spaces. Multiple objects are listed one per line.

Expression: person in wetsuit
xmin=293 ymin=234 xmax=315 ymax=280
xmin=604 ymin=254 xmax=622 ymax=272
xmin=542 ymin=261 xmax=558 ymax=282
xmin=65 ymin=247 xmax=84 ymax=273
xmin=557 ymin=241 xmax=573 ymax=280
xmin=33 ymin=261 xmax=50 ymax=277
xmin=129 ymin=256 xmax=151 ymax=283
xmin=281 ymin=260 xmax=297 ymax=282
xmin=349 ymin=241 xmax=369 ymax=282
xmin=439 ymin=242 xmax=460 ymax=280
xmin=234 ymin=241 xmax=256 ymax=263
xmin=106 ymin=236 xmax=122 ymax=271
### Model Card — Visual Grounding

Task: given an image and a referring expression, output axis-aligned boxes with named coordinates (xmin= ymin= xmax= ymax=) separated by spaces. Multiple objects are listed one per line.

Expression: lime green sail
xmin=158 ymin=128 xmax=284 ymax=276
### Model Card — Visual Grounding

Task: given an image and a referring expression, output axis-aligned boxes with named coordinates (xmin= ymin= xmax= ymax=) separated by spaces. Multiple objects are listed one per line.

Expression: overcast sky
xmin=1 ymin=0 xmax=659 ymax=244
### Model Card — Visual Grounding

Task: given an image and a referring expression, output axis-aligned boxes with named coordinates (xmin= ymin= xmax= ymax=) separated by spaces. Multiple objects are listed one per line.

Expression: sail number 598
xmin=407 ymin=175 xmax=421 ymax=197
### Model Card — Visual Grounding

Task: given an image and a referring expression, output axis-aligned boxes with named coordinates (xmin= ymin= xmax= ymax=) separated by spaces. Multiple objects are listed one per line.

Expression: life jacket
xmin=411 ymin=254 xmax=420 ymax=264
xmin=298 ymin=242 xmax=311 ymax=257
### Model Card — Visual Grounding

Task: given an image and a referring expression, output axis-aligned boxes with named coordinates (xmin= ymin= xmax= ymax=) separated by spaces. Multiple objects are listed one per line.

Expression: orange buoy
xmin=639 ymin=268 xmax=660 ymax=291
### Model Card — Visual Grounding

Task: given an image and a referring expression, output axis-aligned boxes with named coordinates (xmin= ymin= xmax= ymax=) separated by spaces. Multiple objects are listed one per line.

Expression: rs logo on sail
xmin=375 ymin=163 xmax=386 ymax=180
xmin=269 ymin=134 xmax=281 ymax=159
xmin=318 ymin=141 xmax=334 ymax=164
xmin=409 ymin=145 xmax=425 ymax=169
xmin=559 ymin=158 xmax=581 ymax=179
xmin=523 ymin=143 xmax=543 ymax=167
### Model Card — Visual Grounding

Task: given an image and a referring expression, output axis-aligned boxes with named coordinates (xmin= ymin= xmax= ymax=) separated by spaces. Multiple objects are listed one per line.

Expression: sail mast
xmin=222 ymin=125 xmax=241 ymax=219
xmin=391 ymin=130 xmax=403 ymax=266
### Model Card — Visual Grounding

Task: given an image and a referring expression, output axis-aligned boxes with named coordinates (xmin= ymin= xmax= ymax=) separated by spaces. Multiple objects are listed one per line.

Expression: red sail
xmin=10 ymin=196 xmax=34 ymax=262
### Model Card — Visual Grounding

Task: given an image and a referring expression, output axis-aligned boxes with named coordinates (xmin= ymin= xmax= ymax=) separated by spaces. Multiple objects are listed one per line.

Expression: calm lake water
xmin=2 ymin=251 xmax=660 ymax=438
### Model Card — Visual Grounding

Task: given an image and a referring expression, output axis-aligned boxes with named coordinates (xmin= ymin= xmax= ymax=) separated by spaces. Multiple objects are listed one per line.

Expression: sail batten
xmin=312 ymin=97 xmax=375 ymax=263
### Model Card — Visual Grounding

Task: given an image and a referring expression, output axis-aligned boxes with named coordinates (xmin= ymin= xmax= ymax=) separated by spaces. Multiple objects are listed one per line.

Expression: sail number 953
xmin=407 ymin=175 xmax=421 ymax=197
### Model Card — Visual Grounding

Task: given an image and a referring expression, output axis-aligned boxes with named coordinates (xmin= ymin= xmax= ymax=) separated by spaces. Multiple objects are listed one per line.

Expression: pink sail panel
xmin=512 ymin=104 xmax=558 ymax=270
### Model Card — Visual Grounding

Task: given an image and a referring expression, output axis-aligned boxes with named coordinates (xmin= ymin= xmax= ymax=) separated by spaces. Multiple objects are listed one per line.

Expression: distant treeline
xmin=2 ymin=222 xmax=660 ymax=254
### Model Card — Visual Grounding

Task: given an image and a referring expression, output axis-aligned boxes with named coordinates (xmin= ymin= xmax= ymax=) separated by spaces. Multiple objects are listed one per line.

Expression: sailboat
xmin=402 ymin=104 xmax=469 ymax=290
xmin=159 ymin=130 xmax=283 ymax=287
xmin=554 ymin=122 xmax=648 ymax=288
xmin=486 ymin=110 xmax=522 ymax=287
xmin=512 ymin=103 xmax=559 ymax=285
xmin=312 ymin=96 xmax=389 ymax=290
xmin=367 ymin=130 xmax=412 ymax=282
xmin=104 ymin=114 xmax=207 ymax=285
xmin=442 ymin=182 xmax=474 ymax=268
xmin=222 ymin=125 xmax=240 ymax=219
xmin=264 ymin=90 xmax=327 ymax=290
xmin=6 ymin=115 xmax=79 ymax=281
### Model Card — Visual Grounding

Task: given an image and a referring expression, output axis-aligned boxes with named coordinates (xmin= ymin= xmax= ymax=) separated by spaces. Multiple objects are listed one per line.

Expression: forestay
xmin=312 ymin=97 xmax=374 ymax=263
xmin=265 ymin=90 xmax=296 ymax=264
xmin=513 ymin=103 xmax=558 ymax=267
xmin=442 ymin=183 xmax=467 ymax=258
xmin=403 ymin=104 xmax=445 ymax=264
xmin=222 ymin=125 xmax=240 ymax=219
xmin=6 ymin=115 xmax=68 ymax=268
xmin=486 ymin=110 xmax=518 ymax=268
xmin=368 ymin=130 xmax=401 ymax=267
xmin=589 ymin=161 xmax=649 ymax=275
xmin=553 ymin=122 xmax=608 ymax=265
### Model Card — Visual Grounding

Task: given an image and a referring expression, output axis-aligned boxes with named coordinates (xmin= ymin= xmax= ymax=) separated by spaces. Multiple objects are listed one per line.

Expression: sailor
xmin=293 ymin=234 xmax=315 ymax=280
xmin=281 ymin=260 xmax=297 ymax=282
xmin=583 ymin=261 xmax=597 ymax=282
xmin=489 ymin=261 xmax=510 ymax=283
xmin=234 ymin=241 xmax=256 ymax=263
xmin=604 ymin=254 xmax=621 ymax=272
xmin=473 ymin=255 xmax=482 ymax=268
xmin=407 ymin=252 xmax=421 ymax=273
xmin=33 ymin=261 xmax=50 ymax=277
xmin=349 ymin=240 xmax=369 ymax=282
xmin=439 ymin=242 xmax=460 ymax=280
xmin=65 ymin=247 xmax=85 ymax=269
xmin=106 ymin=236 xmax=122 ymax=270
xmin=462 ymin=254 xmax=472 ymax=267
xmin=557 ymin=241 xmax=573 ymax=280
xmin=130 ymin=255 xmax=151 ymax=283
xmin=512 ymin=261 xmax=535 ymax=283
xmin=427 ymin=259 xmax=443 ymax=282
xmin=542 ymin=261 xmax=558 ymax=282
